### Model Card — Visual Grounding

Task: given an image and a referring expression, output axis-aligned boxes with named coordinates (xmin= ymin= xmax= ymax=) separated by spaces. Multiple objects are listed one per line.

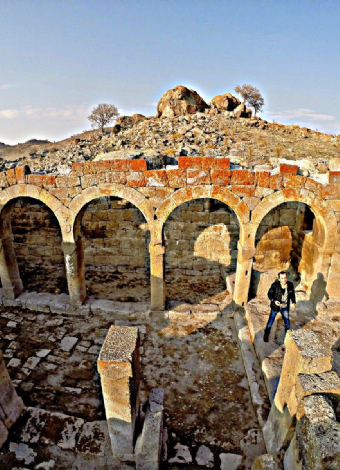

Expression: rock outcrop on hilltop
xmin=210 ymin=92 xmax=241 ymax=112
xmin=113 ymin=113 xmax=148 ymax=133
xmin=157 ymin=85 xmax=208 ymax=117
xmin=1 ymin=84 xmax=339 ymax=176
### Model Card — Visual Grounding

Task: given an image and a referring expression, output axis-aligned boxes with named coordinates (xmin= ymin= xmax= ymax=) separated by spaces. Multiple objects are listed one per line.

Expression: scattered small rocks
xmin=196 ymin=444 xmax=214 ymax=467
xmin=168 ymin=442 xmax=193 ymax=464
xmin=220 ymin=452 xmax=243 ymax=470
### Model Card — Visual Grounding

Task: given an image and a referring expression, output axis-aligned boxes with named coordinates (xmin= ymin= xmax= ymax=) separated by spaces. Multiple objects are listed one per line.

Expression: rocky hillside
xmin=1 ymin=85 xmax=339 ymax=177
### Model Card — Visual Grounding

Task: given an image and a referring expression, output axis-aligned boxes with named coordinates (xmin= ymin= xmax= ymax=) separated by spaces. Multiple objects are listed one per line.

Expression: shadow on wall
xmin=163 ymin=198 xmax=239 ymax=304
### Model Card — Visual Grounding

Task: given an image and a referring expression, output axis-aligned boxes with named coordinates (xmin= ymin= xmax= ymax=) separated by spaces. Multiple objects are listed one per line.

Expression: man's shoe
xmin=263 ymin=328 xmax=270 ymax=342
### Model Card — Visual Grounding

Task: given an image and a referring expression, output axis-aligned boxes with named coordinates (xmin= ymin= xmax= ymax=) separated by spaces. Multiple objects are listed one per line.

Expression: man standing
xmin=264 ymin=271 xmax=296 ymax=342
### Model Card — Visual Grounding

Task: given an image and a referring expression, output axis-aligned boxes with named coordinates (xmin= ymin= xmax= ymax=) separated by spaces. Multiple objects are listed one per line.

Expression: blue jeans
xmin=266 ymin=308 xmax=290 ymax=330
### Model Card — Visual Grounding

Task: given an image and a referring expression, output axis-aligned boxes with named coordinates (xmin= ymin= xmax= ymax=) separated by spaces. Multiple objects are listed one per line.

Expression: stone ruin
xmin=0 ymin=156 xmax=339 ymax=468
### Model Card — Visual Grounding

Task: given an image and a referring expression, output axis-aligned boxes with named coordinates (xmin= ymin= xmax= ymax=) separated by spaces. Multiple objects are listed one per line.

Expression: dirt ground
xmin=0 ymin=298 xmax=267 ymax=469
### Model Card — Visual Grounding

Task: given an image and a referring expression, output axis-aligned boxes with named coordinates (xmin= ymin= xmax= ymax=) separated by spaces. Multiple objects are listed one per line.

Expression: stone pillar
xmin=62 ymin=239 xmax=86 ymax=305
xmin=148 ymin=221 xmax=165 ymax=311
xmin=98 ymin=325 xmax=140 ymax=467
xmin=0 ymin=350 xmax=25 ymax=448
xmin=0 ymin=234 xmax=23 ymax=299
xmin=233 ymin=240 xmax=254 ymax=307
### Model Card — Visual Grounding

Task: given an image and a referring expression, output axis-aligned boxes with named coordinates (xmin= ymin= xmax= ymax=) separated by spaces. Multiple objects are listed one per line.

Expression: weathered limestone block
xmin=295 ymin=371 xmax=340 ymax=414
xmin=97 ymin=326 xmax=140 ymax=466
xmin=0 ymin=350 xmax=25 ymax=447
xmin=264 ymin=328 xmax=335 ymax=455
xmin=275 ymin=329 xmax=333 ymax=416
xmin=135 ymin=388 xmax=164 ymax=470
xmin=283 ymin=434 xmax=302 ymax=470
xmin=0 ymin=234 xmax=23 ymax=299
xmin=62 ymin=239 xmax=86 ymax=305
xmin=296 ymin=394 xmax=340 ymax=470
xmin=233 ymin=257 xmax=253 ymax=307
xmin=251 ymin=454 xmax=281 ymax=470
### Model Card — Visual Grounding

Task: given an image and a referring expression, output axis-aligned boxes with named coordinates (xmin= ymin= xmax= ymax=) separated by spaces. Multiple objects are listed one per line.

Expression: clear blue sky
xmin=1 ymin=0 xmax=340 ymax=144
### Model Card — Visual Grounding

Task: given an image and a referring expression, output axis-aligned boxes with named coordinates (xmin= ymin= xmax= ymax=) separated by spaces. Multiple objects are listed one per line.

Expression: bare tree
xmin=234 ymin=84 xmax=264 ymax=115
xmin=88 ymin=103 xmax=119 ymax=133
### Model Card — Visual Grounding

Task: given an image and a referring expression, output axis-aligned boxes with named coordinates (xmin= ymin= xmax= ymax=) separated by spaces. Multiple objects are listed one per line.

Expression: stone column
xmin=148 ymin=221 xmax=165 ymax=311
xmin=62 ymin=239 xmax=86 ymax=305
xmin=98 ymin=325 xmax=140 ymax=467
xmin=0 ymin=234 xmax=23 ymax=299
xmin=233 ymin=240 xmax=255 ymax=307
xmin=0 ymin=350 xmax=25 ymax=448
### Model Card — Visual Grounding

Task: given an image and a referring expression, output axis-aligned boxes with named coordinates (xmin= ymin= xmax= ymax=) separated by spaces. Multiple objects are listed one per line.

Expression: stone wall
xmin=80 ymin=196 xmax=150 ymax=301
xmin=11 ymin=198 xmax=67 ymax=294
xmin=0 ymin=158 xmax=339 ymax=307
xmin=164 ymin=198 xmax=238 ymax=302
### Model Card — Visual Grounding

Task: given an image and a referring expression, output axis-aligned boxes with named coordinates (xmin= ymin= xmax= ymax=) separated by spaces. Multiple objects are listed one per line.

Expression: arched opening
xmin=250 ymin=201 xmax=322 ymax=299
xmin=76 ymin=196 xmax=150 ymax=301
xmin=163 ymin=198 xmax=239 ymax=304
xmin=3 ymin=197 xmax=67 ymax=294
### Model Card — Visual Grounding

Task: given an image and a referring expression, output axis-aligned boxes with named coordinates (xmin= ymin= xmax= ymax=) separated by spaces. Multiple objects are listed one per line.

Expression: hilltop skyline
xmin=1 ymin=0 xmax=340 ymax=144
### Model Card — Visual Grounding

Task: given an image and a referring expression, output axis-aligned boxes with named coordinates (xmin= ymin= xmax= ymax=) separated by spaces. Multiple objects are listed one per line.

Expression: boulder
xmin=112 ymin=114 xmax=147 ymax=134
xmin=210 ymin=93 xmax=240 ymax=112
xmin=234 ymin=103 xmax=252 ymax=118
xmin=157 ymin=85 xmax=208 ymax=118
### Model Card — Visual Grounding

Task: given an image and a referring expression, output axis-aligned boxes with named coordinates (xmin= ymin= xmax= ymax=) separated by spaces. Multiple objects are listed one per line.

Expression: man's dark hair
xmin=278 ymin=271 xmax=287 ymax=278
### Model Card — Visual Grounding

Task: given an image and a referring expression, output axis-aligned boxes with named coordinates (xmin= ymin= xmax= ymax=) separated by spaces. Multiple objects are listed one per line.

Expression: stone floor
xmin=0 ymin=292 xmax=268 ymax=469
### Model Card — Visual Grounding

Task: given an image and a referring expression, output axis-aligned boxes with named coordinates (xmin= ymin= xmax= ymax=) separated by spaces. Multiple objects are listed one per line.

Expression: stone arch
xmin=246 ymin=189 xmax=338 ymax=299
xmin=156 ymin=185 xmax=249 ymax=235
xmin=248 ymin=189 xmax=337 ymax=251
xmin=158 ymin=186 xmax=247 ymax=304
xmin=0 ymin=185 xmax=67 ymax=238
xmin=69 ymin=184 xmax=154 ymax=242
xmin=73 ymin=185 xmax=153 ymax=302
xmin=0 ymin=187 xmax=68 ymax=297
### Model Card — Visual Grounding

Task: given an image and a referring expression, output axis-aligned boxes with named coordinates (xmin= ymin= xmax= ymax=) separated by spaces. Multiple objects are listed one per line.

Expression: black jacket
xmin=268 ymin=280 xmax=296 ymax=312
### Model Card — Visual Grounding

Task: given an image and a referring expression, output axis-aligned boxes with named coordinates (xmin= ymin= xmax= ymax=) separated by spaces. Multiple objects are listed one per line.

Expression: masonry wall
xmin=254 ymin=204 xmax=297 ymax=272
xmin=164 ymin=198 xmax=239 ymax=303
xmin=80 ymin=196 xmax=150 ymax=301
xmin=11 ymin=198 xmax=67 ymax=294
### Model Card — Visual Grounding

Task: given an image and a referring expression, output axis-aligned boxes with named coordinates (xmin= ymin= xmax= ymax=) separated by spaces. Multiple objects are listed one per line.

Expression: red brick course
xmin=126 ymin=172 xmax=146 ymax=187
xmin=279 ymin=163 xmax=299 ymax=175
xmin=256 ymin=171 xmax=271 ymax=188
xmin=329 ymin=171 xmax=340 ymax=184
xmin=211 ymin=170 xmax=232 ymax=185
xmin=167 ymin=169 xmax=187 ymax=188
xmin=187 ymin=169 xmax=211 ymax=185
xmin=231 ymin=170 xmax=255 ymax=185
xmin=144 ymin=170 xmax=168 ymax=187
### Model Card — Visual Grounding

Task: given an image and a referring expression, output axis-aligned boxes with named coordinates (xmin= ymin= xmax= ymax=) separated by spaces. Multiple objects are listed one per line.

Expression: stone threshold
xmin=0 ymin=289 xmax=151 ymax=318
